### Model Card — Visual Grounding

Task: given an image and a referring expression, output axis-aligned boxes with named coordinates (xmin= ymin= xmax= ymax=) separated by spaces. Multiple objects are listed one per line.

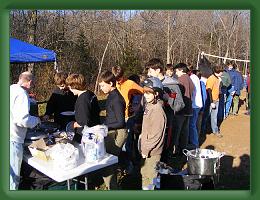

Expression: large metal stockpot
xmin=183 ymin=149 xmax=224 ymax=176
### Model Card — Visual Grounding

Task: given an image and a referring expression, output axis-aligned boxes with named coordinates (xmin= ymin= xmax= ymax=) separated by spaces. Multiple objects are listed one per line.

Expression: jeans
xmin=217 ymin=93 xmax=226 ymax=122
xmin=225 ymin=93 xmax=233 ymax=117
xmin=10 ymin=141 xmax=24 ymax=190
xmin=189 ymin=108 xmax=200 ymax=147
xmin=201 ymin=99 xmax=211 ymax=135
xmin=210 ymin=101 xmax=219 ymax=133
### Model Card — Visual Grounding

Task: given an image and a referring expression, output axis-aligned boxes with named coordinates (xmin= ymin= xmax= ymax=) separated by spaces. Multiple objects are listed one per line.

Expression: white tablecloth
xmin=23 ymin=152 xmax=118 ymax=183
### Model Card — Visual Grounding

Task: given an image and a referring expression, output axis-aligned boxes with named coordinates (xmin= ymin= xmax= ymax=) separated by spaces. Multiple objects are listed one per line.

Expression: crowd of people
xmin=10 ymin=58 xmax=249 ymax=190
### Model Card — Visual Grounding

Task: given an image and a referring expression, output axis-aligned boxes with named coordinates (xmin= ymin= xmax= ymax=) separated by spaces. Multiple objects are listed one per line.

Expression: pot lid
xmin=60 ymin=111 xmax=75 ymax=116
xmin=25 ymin=130 xmax=48 ymax=140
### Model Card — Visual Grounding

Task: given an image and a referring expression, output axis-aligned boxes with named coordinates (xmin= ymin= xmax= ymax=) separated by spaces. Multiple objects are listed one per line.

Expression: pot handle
xmin=182 ymin=149 xmax=189 ymax=156
xmin=219 ymin=152 xmax=225 ymax=158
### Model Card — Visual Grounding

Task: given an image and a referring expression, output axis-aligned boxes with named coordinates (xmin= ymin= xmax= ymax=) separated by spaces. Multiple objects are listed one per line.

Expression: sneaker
xmin=244 ymin=111 xmax=250 ymax=115
xmin=214 ymin=133 xmax=223 ymax=138
xmin=124 ymin=161 xmax=134 ymax=175
xmin=142 ymin=184 xmax=155 ymax=190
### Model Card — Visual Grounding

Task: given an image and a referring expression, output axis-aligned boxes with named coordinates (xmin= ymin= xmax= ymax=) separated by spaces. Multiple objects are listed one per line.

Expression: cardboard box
xmin=28 ymin=138 xmax=50 ymax=161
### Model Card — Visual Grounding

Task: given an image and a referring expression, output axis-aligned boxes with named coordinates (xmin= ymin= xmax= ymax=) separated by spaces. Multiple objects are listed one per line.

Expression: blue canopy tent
xmin=10 ymin=38 xmax=57 ymax=68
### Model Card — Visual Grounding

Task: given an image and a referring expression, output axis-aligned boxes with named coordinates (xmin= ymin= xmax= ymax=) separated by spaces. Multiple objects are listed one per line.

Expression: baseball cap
xmin=143 ymin=77 xmax=163 ymax=95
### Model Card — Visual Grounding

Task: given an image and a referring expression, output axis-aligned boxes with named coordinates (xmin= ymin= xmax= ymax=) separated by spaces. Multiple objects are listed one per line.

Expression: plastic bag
xmin=49 ymin=143 xmax=79 ymax=170
xmin=81 ymin=125 xmax=108 ymax=163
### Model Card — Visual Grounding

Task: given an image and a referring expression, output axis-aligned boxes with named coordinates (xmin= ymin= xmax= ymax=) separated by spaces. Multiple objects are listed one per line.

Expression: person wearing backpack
xmin=145 ymin=58 xmax=185 ymax=159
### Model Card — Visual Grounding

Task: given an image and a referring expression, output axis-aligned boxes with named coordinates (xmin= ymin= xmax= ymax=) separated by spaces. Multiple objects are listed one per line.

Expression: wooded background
xmin=10 ymin=10 xmax=250 ymax=101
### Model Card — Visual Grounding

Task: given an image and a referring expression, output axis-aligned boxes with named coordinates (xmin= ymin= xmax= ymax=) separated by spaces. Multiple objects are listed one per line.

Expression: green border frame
xmin=0 ymin=0 xmax=257 ymax=200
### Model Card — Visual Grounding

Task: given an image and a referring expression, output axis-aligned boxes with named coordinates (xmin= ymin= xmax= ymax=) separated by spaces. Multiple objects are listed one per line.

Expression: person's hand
xmin=73 ymin=121 xmax=82 ymax=128
xmin=210 ymin=103 xmax=216 ymax=109
xmin=42 ymin=115 xmax=49 ymax=121
xmin=35 ymin=117 xmax=41 ymax=128
xmin=37 ymin=117 xmax=41 ymax=124
xmin=163 ymin=93 xmax=169 ymax=101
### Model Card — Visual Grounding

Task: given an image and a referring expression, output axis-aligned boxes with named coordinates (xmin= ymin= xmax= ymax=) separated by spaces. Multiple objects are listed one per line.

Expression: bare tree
xmin=94 ymin=34 xmax=111 ymax=94
xmin=10 ymin=10 xmax=250 ymax=100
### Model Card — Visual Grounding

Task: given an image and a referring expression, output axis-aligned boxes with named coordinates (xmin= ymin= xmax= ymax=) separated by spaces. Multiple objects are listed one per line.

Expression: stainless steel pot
xmin=60 ymin=112 xmax=75 ymax=130
xmin=183 ymin=149 xmax=224 ymax=175
xmin=25 ymin=121 xmax=59 ymax=141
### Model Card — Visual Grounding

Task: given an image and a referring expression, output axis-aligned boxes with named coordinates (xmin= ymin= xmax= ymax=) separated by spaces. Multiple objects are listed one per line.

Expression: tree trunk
xmin=223 ymin=45 xmax=229 ymax=64
xmin=27 ymin=10 xmax=37 ymax=73
xmin=209 ymin=32 xmax=213 ymax=54
xmin=166 ymin=12 xmax=171 ymax=64
xmin=94 ymin=35 xmax=111 ymax=94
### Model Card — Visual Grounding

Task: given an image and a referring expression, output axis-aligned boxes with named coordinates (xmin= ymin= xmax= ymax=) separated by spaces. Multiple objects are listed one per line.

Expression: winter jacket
xmin=116 ymin=78 xmax=144 ymax=118
xmin=227 ymin=69 xmax=244 ymax=95
xmin=177 ymin=74 xmax=195 ymax=116
xmin=161 ymin=76 xmax=185 ymax=114
xmin=75 ymin=90 xmax=101 ymax=132
xmin=141 ymin=101 xmax=166 ymax=157
xmin=45 ymin=87 xmax=77 ymax=125
xmin=105 ymin=89 xmax=126 ymax=130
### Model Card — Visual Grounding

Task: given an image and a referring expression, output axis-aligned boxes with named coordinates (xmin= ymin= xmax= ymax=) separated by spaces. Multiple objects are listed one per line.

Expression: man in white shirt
xmin=10 ymin=71 xmax=41 ymax=190
xmin=188 ymin=68 xmax=203 ymax=148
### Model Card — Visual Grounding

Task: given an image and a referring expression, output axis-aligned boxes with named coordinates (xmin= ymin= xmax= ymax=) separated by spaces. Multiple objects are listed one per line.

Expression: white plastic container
xmin=81 ymin=125 xmax=108 ymax=163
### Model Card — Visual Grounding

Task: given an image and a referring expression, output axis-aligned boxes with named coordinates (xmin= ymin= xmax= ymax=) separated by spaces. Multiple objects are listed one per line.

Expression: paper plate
xmin=60 ymin=111 xmax=75 ymax=116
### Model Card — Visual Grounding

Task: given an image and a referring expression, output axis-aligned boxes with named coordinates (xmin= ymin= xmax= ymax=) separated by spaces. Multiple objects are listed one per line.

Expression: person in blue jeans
xmin=217 ymin=69 xmax=231 ymax=123
xmin=197 ymin=74 xmax=208 ymax=139
xmin=225 ymin=85 xmax=235 ymax=117
xmin=10 ymin=72 xmax=41 ymax=190
xmin=225 ymin=62 xmax=244 ymax=116
xmin=188 ymin=67 xmax=203 ymax=148
xmin=206 ymin=65 xmax=224 ymax=137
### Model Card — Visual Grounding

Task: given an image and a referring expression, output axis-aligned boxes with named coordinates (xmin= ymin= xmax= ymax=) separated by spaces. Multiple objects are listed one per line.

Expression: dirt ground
xmin=199 ymin=89 xmax=250 ymax=189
